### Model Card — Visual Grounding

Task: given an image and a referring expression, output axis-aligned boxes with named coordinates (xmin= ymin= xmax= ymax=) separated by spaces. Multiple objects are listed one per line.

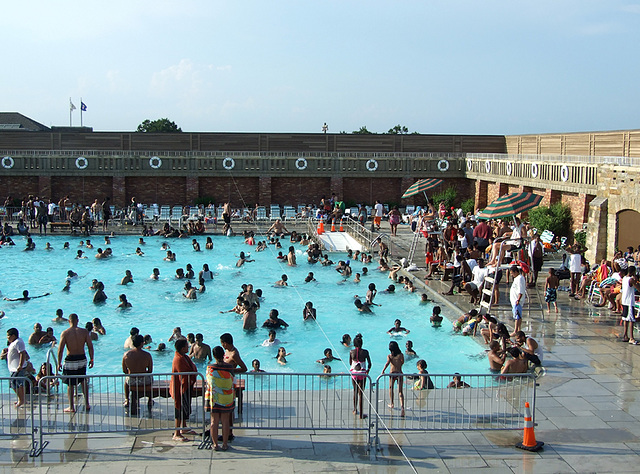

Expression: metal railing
xmin=34 ymin=372 xmax=206 ymax=456
xmin=373 ymin=372 xmax=536 ymax=446
xmin=0 ymin=376 xmax=36 ymax=454
xmin=2 ymin=370 xmax=537 ymax=457
xmin=233 ymin=372 xmax=373 ymax=434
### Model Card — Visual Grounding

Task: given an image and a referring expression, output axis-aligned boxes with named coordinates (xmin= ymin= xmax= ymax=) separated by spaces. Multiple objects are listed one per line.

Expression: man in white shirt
xmin=621 ymin=266 xmax=640 ymax=344
xmin=464 ymin=259 xmax=488 ymax=305
xmin=6 ymin=328 xmax=28 ymax=408
xmin=510 ymin=266 xmax=528 ymax=336
xmin=374 ymin=200 xmax=384 ymax=230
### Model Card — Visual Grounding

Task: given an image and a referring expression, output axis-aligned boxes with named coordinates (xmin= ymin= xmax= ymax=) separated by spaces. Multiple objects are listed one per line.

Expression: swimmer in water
xmin=353 ymin=273 xmax=361 ymax=283
xmin=63 ymin=242 xmax=70 ymax=249
xmin=76 ymin=250 xmax=86 ymax=259
xmin=62 ymin=280 xmax=71 ymax=292
xmin=192 ymin=239 xmax=200 ymax=252
xmin=183 ymin=281 xmax=197 ymax=300
xmin=45 ymin=242 xmax=53 ymax=250
xmin=304 ymin=272 xmax=316 ymax=283
xmin=150 ymin=268 xmax=160 ymax=280
xmin=276 ymin=346 xmax=291 ymax=365
xmin=85 ymin=240 xmax=93 ymax=249
xmin=316 ymin=348 xmax=341 ymax=364
xmin=354 ymin=298 xmax=372 ymax=313
xmin=275 ymin=274 xmax=288 ymax=287
xmin=121 ymin=270 xmax=134 ymax=285
xmin=4 ymin=290 xmax=51 ymax=302
xmin=261 ymin=330 xmax=281 ymax=347
xmin=341 ymin=334 xmax=352 ymax=347
xmin=236 ymin=251 xmax=254 ymax=267
xmin=135 ymin=247 xmax=144 ymax=256
xmin=118 ymin=294 xmax=132 ymax=309
xmin=251 ymin=359 xmax=265 ymax=372
xmin=302 ymin=301 xmax=317 ymax=320
xmin=104 ymin=236 xmax=111 ymax=245
xmin=405 ymin=340 xmax=418 ymax=359
xmin=430 ymin=306 xmax=443 ymax=326
xmin=52 ymin=309 xmax=68 ymax=323
xmin=388 ymin=319 xmax=410 ymax=335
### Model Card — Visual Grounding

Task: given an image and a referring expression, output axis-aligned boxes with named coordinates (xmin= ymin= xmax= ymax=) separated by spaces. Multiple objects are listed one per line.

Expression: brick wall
xmin=561 ymin=192 xmax=594 ymax=231
xmin=51 ymin=176 xmax=113 ymax=205
xmin=199 ymin=177 xmax=259 ymax=207
xmin=0 ymin=176 xmax=39 ymax=203
xmin=271 ymin=177 xmax=331 ymax=206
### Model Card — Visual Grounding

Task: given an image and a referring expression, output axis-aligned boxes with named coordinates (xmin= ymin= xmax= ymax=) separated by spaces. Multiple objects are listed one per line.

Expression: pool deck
xmin=5 ymin=221 xmax=640 ymax=472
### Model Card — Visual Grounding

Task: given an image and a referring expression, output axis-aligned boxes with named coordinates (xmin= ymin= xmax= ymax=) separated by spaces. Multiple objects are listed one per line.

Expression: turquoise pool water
xmin=0 ymin=234 xmax=488 ymax=377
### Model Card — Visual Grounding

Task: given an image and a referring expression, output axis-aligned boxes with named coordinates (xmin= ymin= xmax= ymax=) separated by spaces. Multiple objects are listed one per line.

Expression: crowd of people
xmin=1 ymin=194 xmax=559 ymax=448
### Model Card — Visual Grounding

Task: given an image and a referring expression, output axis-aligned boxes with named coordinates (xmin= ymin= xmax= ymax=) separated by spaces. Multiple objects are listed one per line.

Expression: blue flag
xmin=81 ymin=102 xmax=87 ymax=112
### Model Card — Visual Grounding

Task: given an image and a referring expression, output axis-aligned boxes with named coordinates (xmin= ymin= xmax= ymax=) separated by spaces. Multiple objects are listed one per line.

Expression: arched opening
xmin=616 ymin=209 xmax=640 ymax=251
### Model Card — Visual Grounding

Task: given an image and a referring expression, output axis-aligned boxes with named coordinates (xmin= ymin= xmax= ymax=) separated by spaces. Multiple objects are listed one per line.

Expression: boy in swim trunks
xmin=544 ymin=268 xmax=559 ymax=313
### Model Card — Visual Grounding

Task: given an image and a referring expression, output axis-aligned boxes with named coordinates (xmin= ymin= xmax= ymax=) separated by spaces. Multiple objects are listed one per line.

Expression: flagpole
xmin=69 ymin=97 xmax=72 ymax=127
xmin=80 ymin=97 xmax=83 ymax=127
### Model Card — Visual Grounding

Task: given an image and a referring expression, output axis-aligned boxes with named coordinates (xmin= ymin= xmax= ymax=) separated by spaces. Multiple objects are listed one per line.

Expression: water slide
xmin=318 ymin=231 xmax=363 ymax=252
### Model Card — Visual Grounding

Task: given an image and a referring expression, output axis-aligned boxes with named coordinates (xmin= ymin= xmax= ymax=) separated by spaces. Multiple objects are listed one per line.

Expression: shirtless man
xmin=52 ymin=308 xmax=68 ymax=323
xmin=375 ymin=237 xmax=389 ymax=260
xmin=189 ymin=333 xmax=212 ymax=362
xmin=220 ymin=333 xmax=247 ymax=441
xmin=122 ymin=334 xmax=154 ymax=410
xmin=514 ymin=331 xmax=543 ymax=366
xmin=57 ymin=313 xmax=94 ymax=412
xmin=267 ymin=219 xmax=290 ymax=237
xmin=4 ymin=290 xmax=51 ymax=302
xmin=487 ymin=341 xmax=505 ymax=372
xmin=28 ymin=323 xmax=47 ymax=344
xmin=121 ymin=270 xmax=134 ymax=285
xmin=286 ymin=246 xmax=296 ymax=266
xmin=388 ymin=319 xmax=410 ymax=335
xmin=501 ymin=347 xmax=529 ymax=374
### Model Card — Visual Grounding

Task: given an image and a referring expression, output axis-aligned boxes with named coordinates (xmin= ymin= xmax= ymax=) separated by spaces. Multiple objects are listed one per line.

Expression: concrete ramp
xmin=318 ymin=232 xmax=363 ymax=252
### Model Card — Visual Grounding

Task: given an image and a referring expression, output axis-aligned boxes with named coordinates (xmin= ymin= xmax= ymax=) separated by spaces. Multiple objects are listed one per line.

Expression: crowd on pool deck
xmin=18 ymin=193 xmax=638 ymax=444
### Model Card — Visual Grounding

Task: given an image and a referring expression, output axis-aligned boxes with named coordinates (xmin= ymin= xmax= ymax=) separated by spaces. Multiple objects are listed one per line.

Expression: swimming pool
xmin=0 ymin=233 xmax=488 ymax=377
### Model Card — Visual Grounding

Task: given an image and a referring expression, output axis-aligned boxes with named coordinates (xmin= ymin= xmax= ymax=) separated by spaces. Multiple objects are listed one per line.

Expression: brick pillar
xmin=259 ymin=176 xmax=272 ymax=206
xmin=186 ymin=176 xmax=199 ymax=205
xmin=38 ymin=176 xmax=52 ymax=200
xmin=112 ymin=176 xmax=126 ymax=207
xmin=475 ymin=180 xmax=488 ymax=210
xmin=549 ymin=189 xmax=561 ymax=206
xmin=401 ymin=177 xmax=414 ymax=205
xmin=330 ymin=176 xmax=344 ymax=200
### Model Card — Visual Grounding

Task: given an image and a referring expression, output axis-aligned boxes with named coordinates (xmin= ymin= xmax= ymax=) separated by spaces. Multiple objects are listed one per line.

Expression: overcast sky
xmin=2 ymin=1 xmax=638 ymax=134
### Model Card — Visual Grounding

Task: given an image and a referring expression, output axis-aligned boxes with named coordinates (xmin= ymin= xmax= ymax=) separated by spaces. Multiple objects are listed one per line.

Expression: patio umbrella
xmin=401 ymin=178 xmax=443 ymax=199
xmin=478 ymin=192 xmax=543 ymax=220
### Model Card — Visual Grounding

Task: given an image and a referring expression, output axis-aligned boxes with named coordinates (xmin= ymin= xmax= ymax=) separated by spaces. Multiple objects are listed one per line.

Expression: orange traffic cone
xmin=318 ymin=218 xmax=324 ymax=235
xmin=331 ymin=218 xmax=336 ymax=232
xmin=515 ymin=402 xmax=544 ymax=452
xmin=339 ymin=217 xmax=344 ymax=232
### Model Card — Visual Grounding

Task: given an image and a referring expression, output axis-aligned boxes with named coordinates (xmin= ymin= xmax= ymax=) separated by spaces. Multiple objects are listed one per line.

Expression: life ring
xmin=485 ymin=160 xmax=491 ymax=173
xmin=366 ymin=159 xmax=378 ymax=172
xmin=531 ymin=163 xmax=539 ymax=178
xmin=560 ymin=164 xmax=569 ymax=182
xmin=222 ymin=157 xmax=235 ymax=170
xmin=506 ymin=162 xmax=513 ymax=176
xmin=149 ymin=156 xmax=162 ymax=169
xmin=467 ymin=160 xmax=473 ymax=171
xmin=1 ymin=156 xmax=14 ymax=169
xmin=75 ymin=157 xmax=88 ymax=170
xmin=437 ymin=159 xmax=449 ymax=172
xmin=516 ymin=260 xmax=530 ymax=274
xmin=295 ymin=157 xmax=308 ymax=170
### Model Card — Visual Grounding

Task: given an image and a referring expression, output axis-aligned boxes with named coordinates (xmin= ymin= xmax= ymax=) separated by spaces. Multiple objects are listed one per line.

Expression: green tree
xmin=431 ymin=186 xmax=457 ymax=209
xmin=387 ymin=124 xmax=409 ymax=134
xmin=352 ymin=126 xmax=374 ymax=134
xmin=527 ymin=203 xmax=572 ymax=238
xmin=136 ymin=118 xmax=182 ymax=133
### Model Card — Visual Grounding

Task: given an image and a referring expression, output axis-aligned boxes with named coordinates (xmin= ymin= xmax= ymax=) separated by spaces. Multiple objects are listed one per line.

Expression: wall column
xmin=259 ymin=176 xmax=272 ymax=207
xmin=475 ymin=180 xmax=488 ymax=210
xmin=186 ymin=176 xmax=199 ymax=204
xmin=586 ymin=197 xmax=608 ymax=263
xmin=112 ymin=176 xmax=126 ymax=207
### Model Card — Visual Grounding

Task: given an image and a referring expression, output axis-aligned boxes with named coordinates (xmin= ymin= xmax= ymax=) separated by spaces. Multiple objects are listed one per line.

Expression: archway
xmin=616 ymin=209 xmax=640 ymax=251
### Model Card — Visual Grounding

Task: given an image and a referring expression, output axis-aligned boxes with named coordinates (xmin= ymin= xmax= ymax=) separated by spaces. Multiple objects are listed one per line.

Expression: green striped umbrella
xmin=478 ymin=192 xmax=543 ymax=219
xmin=401 ymin=178 xmax=443 ymax=199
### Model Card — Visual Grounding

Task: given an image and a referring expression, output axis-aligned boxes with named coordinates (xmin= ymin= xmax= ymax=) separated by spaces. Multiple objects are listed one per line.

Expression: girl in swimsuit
xmin=349 ymin=336 xmax=371 ymax=419
xmin=382 ymin=340 xmax=405 ymax=416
